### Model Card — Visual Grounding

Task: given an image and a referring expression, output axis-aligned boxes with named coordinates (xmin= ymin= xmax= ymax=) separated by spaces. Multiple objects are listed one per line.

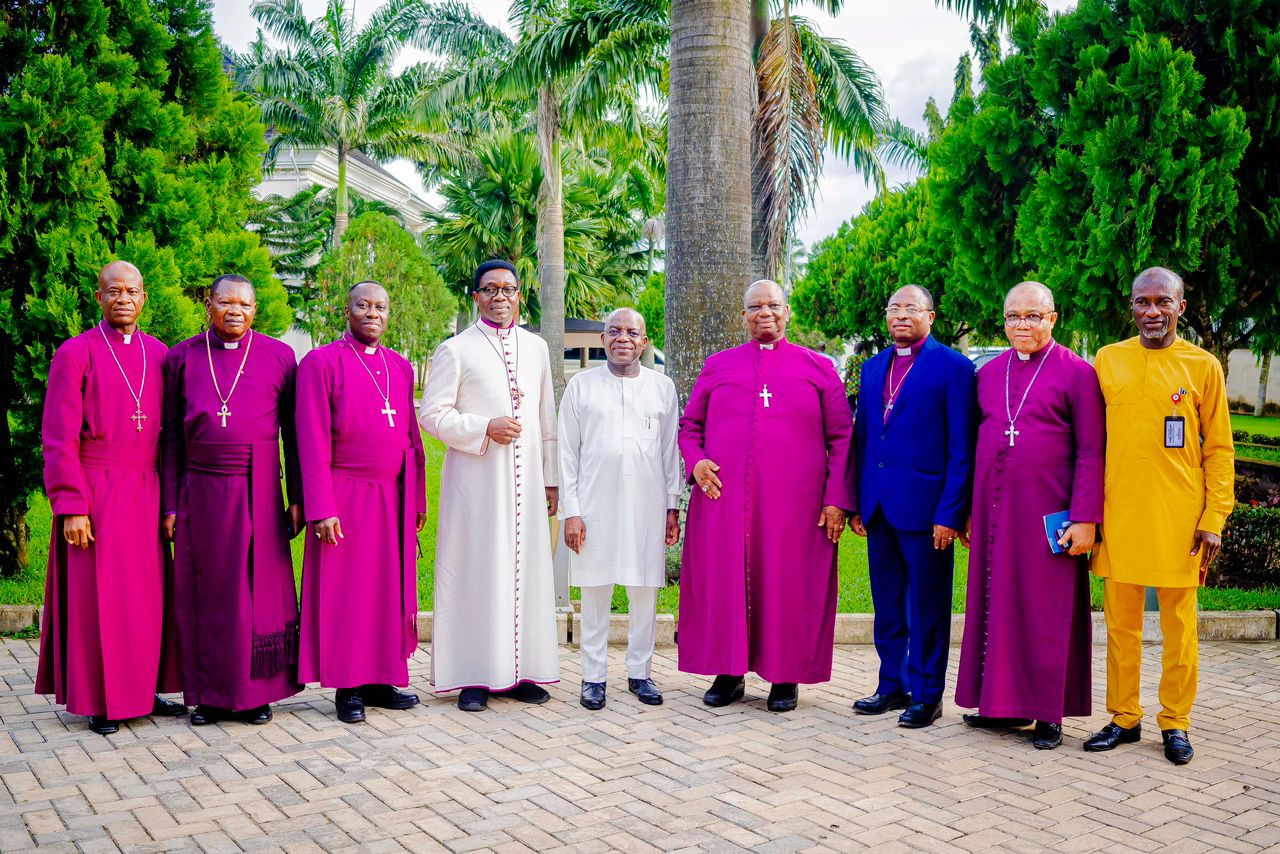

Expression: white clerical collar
xmin=223 ymin=340 xmax=239 ymax=350
xmin=759 ymin=343 xmax=775 ymax=351
xmin=1017 ymin=350 xmax=1031 ymax=361
xmin=895 ymin=347 xmax=912 ymax=356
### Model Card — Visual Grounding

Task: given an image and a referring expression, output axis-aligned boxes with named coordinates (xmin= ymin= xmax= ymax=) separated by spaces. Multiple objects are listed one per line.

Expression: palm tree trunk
xmin=537 ymin=86 xmax=567 ymax=404
xmin=1257 ymin=351 xmax=1272 ymax=416
xmin=749 ymin=2 xmax=770 ymax=282
xmin=333 ymin=144 xmax=350 ymax=248
xmin=666 ymin=0 xmax=755 ymax=402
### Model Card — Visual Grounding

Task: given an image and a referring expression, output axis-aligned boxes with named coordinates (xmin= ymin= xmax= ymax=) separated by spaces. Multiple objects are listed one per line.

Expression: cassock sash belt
xmin=331 ymin=444 xmax=419 ymax=658
xmin=79 ymin=440 xmax=159 ymax=473
xmin=185 ymin=439 xmax=299 ymax=679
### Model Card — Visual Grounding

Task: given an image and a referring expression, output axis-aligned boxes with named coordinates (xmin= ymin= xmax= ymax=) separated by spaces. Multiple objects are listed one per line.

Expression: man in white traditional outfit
xmin=559 ymin=308 xmax=682 ymax=710
xmin=418 ymin=259 xmax=560 ymax=712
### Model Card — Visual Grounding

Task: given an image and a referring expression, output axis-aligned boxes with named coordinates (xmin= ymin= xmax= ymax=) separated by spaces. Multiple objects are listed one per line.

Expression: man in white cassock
xmin=559 ymin=309 xmax=682 ymax=711
xmin=418 ymin=259 xmax=560 ymax=712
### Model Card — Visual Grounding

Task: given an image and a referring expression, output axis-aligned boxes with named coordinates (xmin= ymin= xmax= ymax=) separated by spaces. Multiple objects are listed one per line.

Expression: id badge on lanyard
xmin=1166 ymin=388 xmax=1187 ymax=449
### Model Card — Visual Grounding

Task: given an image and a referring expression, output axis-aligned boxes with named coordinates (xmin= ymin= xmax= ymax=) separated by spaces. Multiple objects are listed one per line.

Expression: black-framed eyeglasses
xmin=476 ymin=286 xmax=519 ymax=298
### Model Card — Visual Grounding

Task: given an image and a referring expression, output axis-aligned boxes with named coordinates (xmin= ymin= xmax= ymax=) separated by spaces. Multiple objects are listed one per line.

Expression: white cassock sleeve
xmin=538 ymin=339 xmax=559 ymax=488
xmin=661 ymin=377 xmax=683 ymax=510
xmin=557 ymin=376 xmax=581 ymax=518
xmin=418 ymin=339 xmax=491 ymax=456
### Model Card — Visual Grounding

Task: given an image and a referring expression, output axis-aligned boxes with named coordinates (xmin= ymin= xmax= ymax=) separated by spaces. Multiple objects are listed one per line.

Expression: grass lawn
xmin=1232 ymin=414 xmax=1280 ymax=437
xmin=4 ymin=432 xmax=1278 ymax=615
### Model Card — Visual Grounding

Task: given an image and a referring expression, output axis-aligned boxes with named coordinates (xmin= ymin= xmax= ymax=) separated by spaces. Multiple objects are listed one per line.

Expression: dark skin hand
xmin=819 ymin=506 xmax=846 ymax=543
xmin=567 ymin=509 xmax=681 ymax=555
xmin=486 ymin=416 xmax=522 ymax=445
xmin=1192 ymin=530 xmax=1221 ymax=582
xmin=63 ymin=516 xmax=95 ymax=550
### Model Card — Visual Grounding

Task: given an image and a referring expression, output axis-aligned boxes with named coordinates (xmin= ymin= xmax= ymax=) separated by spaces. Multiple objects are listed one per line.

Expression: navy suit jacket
xmin=851 ymin=336 xmax=977 ymax=533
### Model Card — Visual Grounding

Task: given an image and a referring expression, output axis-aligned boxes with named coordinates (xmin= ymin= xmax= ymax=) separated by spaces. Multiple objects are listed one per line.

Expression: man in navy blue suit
xmin=849 ymin=285 xmax=977 ymax=728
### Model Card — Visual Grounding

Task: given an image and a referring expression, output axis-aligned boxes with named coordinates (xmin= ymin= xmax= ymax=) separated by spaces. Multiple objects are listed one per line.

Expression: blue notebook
xmin=1044 ymin=510 xmax=1072 ymax=555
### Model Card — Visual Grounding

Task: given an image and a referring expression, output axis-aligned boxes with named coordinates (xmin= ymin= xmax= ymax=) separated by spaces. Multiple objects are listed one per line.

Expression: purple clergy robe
xmin=163 ymin=330 xmax=302 ymax=710
xmin=297 ymin=336 xmax=427 ymax=688
xmin=955 ymin=341 xmax=1105 ymax=722
xmin=678 ymin=339 xmax=854 ymax=683
xmin=36 ymin=324 xmax=181 ymax=719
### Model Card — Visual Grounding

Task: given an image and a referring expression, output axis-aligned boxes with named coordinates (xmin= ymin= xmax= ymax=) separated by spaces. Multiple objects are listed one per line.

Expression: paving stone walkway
xmin=1 ymin=637 xmax=1278 ymax=853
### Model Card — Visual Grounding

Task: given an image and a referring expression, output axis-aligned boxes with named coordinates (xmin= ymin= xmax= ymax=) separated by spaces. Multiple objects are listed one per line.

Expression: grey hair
xmin=744 ymin=279 xmax=787 ymax=308
xmin=1004 ymin=281 xmax=1055 ymax=312
xmin=1132 ymin=266 xmax=1185 ymax=300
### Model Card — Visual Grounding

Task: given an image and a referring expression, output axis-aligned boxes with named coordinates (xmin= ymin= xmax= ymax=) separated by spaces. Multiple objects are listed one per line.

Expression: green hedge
xmin=1215 ymin=506 xmax=1280 ymax=590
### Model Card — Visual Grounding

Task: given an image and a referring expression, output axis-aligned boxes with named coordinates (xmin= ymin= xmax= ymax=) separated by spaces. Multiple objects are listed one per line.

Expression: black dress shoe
xmin=702 ymin=675 xmax=745 ymax=708
xmin=580 ymin=681 xmax=606 ymax=710
xmin=852 ymin=692 xmax=912 ymax=715
xmin=494 ymin=682 xmax=550 ymax=704
xmin=360 ymin=684 xmax=420 ymax=711
xmin=335 ymin=688 xmax=365 ymax=724
xmin=1083 ymin=722 xmax=1140 ymax=752
xmin=628 ymin=678 xmax=663 ymax=706
xmin=151 ymin=695 xmax=188 ymax=717
xmin=963 ymin=714 xmax=1033 ymax=729
xmin=458 ymin=688 xmax=488 ymax=712
xmin=1162 ymin=729 xmax=1194 ymax=765
xmin=767 ymin=683 xmax=798 ymax=712
xmin=190 ymin=705 xmax=230 ymax=726
xmin=898 ymin=701 xmax=942 ymax=728
xmin=88 ymin=716 xmax=119 ymax=735
xmin=1032 ymin=721 xmax=1063 ymax=750
xmin=240 ymin=705 xmax=272 ymax=725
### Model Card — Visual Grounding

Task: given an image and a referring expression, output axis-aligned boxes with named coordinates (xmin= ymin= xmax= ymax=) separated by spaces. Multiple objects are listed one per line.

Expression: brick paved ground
xmin=1 ymin=638 xmax=1278 ymax=853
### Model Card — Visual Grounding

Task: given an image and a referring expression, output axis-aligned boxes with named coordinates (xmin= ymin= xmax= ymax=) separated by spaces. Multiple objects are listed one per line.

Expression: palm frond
xmin=931 ymin=0 xmax=1045 ymax=26
xmin=410 ymin=0 xmax=513 ymax=60
xmin=793 ymin=18 xmax=887 ymax=168
xmin=877 ymin=118 xmax=931 ymax=174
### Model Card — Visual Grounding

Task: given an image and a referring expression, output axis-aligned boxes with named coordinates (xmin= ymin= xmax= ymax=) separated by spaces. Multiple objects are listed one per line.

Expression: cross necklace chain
xmin=1003 ymin=342 xmax=1056 ymax=447
xmin=480 ymin=322 xmax=524 ymax=410
xmin=755 ymin=341 xmax=783 ymax=409
xmin=884 ymin=351 xmax=916 ymax=415
xmin=344 ymin=338 xmax=396 ymax=427
xmin=99 ymin=324 xmax=148 ymax=431
xmin=205 ymin=328 xmax=254 ymax=428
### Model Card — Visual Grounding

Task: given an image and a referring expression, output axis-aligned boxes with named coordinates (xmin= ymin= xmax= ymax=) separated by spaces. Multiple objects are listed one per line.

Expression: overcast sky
xmin=212 ymin=0 xmax=1073 ymax=249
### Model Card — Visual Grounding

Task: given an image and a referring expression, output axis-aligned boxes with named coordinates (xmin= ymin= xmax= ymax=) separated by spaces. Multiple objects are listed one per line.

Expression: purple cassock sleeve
xmin=161 ymin=344 xmax=186 ymax=517
xmin=296 ymin=351 xmax=337 ymax=522
xmin=42 ymin=339 xmax=91 ymax=516
xmin=677 ymin=361 xmax=714 ymax=483
xmin=1067 ymin=360 xmax=1106 ymax=524
xmin=406 ymin=359 xmax=428 ymax=514
xmin=279 ymin=356 xmax=303 ymax=510
xmin=818 ymin=363 xmax=855 ymax=512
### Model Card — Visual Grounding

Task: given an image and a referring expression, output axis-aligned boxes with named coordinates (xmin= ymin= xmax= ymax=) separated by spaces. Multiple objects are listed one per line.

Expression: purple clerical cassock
xmin=163 ymin=331 xmax=303 ymax=711
xmin=296 ymin=334 xmax=427 ymax=688
xmin=955 ymin=341 xmax=1105 ymax=723
xmin=678 ymin=339 xmax=854 ymax=684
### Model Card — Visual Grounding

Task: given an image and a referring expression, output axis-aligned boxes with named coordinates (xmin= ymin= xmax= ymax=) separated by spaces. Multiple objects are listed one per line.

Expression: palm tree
xmin=239 ymin=0 xmax=457 ymax=247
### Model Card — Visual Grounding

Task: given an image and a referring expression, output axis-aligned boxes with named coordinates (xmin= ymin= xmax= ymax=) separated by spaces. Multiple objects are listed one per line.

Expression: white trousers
xmin=579 ymin=585 xmax=657 ymax=684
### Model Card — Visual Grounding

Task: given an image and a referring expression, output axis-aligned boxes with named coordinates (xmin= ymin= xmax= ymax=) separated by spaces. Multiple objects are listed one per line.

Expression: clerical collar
xmin=344 ymin=331 xmax=378 ymax=355
xmin=99 ymin=321 xmax=136 ymax=345
xmin=480 ymin=315 xmax=516 ymax=331
xmin=210 ymin=330 xmax=250 ymax=350
xmin=757 ymin=336 xmax=786 ymax=351
xmin=894 ymin=336 xmax=927 ymax=357
xmin=1016 ymin=338 xmax=1055 ymax=362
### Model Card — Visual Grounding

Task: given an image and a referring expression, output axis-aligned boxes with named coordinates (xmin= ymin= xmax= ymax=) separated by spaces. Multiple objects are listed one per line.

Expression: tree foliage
xmin=0 ymin=0 xmax=282 ymax=573
xmin=794 ymin=0 xmax=1278 ymax=367
xmin=313 ymin=212 xmax=457 ymax=368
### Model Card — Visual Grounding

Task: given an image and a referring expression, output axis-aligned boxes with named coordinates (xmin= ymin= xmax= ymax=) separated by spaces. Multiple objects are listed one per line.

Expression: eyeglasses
xmin=746 ymin=303 xmax=786 ymax=314
xmin=886 ymin=306 xmax=928 ymax=318
xmin=605 ymin=329 xmax=645 ymax=340
xmin=1004 ymin=313 xmax=1047 ymax=327
xmin=477 ymin=286 xmax=519 ymax=298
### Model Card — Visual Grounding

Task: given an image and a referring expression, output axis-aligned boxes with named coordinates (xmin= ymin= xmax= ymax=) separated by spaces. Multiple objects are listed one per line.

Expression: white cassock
xmin=558 ymin=365 xmax=682 ymax=683
xmin=418 ymin=321 xmax=560 ymax=692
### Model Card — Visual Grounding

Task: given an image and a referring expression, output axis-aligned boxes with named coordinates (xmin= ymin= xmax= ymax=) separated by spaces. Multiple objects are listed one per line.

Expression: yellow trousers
xmin=1103 ymin=579 xmax=1198 ymax=731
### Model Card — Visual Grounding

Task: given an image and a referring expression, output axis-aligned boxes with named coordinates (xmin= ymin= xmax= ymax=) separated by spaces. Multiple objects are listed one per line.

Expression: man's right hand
xmin=692 ymin=459 xmax=722 ymax=500
xmin=564 ymin=516 xmax=586 ymax=553
xmin=486 ymin=417 xmax=523 ymax=445
xmin=163 ymin=514 xmax=176 ymax=542
xmin=316 ymin=517 xmax=344 ymax=545
xmin=63 ymin=515 xmax=94 ymax=550
xmin=849 ymin=514 xmax=867 ymax=537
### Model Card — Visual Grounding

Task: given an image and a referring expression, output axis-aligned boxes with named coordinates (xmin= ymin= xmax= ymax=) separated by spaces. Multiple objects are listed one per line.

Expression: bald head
xmin=346 ymin=280 xmax=390 ymax=347
xmin=742 ymin=279 xmax=790 ymax=344
xmin=96 ymin=260 xmax=147 ymax=332
xmin=602 ymin=306 xmax=648 ymax=373
xmin=347 ymin=280 xmax=389 ymax=308
xmin=743 ymin=279 xmax=786 ymax=309
xmin=604 ymin=307 xmax=646 ymax=335
xmin=1004 ymin=281 xmax=1054 ymax=312
xmin=1132 ymin=266 xmax=1184 ymax=301
xmin=890 ymin=284 xmax=934 ymax=311
xmin=99 ymin=260 xmax=142 ymax=288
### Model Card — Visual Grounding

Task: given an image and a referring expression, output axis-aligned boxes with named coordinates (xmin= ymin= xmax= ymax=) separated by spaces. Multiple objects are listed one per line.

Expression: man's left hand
xmin=818 ymin=506 xmax=845 ymax=543
xmin=546 ymin=487 xmax=558 ymax=517
xmin=1191 ymin=529 xmax=1221 ymax=577
xmin=665 ymin=510 xmax=681 ymax=546
xmin=287 ymin=505 xmax=304 ymax=539
xmin=1058 ymin=522 xmax=1096 ymax=556
xmin=933 ymin=524 xmax=960 ymax=550
xmin=416 ymin=512 xmax=427 ymax=533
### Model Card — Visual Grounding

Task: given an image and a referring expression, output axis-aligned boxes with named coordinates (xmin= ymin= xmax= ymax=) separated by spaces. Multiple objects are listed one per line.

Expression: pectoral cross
xmin=759 ymin=385 xmax=773 ymax=408
xmin=217 ymin=403 xmax=231 ymax=428
xmin=381 ymin=402 xmax=397 ymax=427
xmin=1005 ymin=422 xmax=1019 ymax=446
xmin=511 ymin=386 xmax=525 ymax=409
xmin=131 ymin=407 xmax=147 ymax=432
